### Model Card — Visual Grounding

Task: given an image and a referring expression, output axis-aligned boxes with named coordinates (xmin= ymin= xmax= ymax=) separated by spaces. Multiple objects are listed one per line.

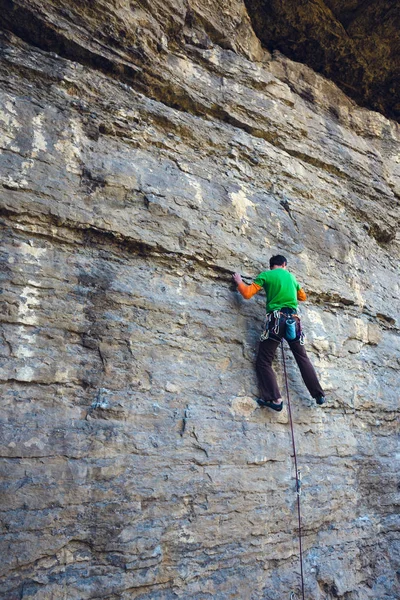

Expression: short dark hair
xmin=269 ymin=254 xmax=287 ymax=268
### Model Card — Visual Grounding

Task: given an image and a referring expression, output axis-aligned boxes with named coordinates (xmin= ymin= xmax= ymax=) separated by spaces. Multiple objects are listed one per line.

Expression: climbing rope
xmin=281 ymin=339 xmax=306 ymax=600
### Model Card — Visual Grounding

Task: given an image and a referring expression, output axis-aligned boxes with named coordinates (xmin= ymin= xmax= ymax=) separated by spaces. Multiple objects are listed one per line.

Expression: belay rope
xmin=281 ymin=339 xmax=306 ymax=600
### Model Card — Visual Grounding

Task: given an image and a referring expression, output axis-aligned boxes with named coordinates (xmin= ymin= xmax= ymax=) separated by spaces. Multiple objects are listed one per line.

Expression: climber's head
xmin=269 ymin=254 xmax=287 ymax=270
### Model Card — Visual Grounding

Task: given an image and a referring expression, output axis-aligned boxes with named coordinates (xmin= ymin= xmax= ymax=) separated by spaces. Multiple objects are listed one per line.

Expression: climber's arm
xmin=297 ymin=288 xmax=306 ymax=301
xmin=238 ymin=281 xmax=262 ymax=299
xmin=233 ymin=273 xmax=262 ymax=299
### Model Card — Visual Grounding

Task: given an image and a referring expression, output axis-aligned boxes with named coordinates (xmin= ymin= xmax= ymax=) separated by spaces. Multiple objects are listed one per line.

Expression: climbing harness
xmin=260 ymin=310 xmax=305 ymax=345
xmin=281 ymin=339 xmax=306 ymax=600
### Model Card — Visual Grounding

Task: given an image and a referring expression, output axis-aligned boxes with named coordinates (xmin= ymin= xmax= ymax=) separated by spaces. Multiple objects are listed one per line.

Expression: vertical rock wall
xmin=0 ymin=2 xmax=399 ymax=598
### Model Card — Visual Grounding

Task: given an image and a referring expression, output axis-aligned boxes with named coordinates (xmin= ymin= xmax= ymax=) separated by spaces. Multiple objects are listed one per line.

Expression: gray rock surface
xmin=0 ymin=2 xmax=399 ymax=599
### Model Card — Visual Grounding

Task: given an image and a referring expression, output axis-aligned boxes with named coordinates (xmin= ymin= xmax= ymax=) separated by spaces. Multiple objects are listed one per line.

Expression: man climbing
xmin=233 ymin=255 xmax=326 ymax=411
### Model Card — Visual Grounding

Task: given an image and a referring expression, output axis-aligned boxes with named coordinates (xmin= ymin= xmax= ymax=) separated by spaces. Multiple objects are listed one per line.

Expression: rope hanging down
xmin=281 ymin=339 xmax=306 ymax=600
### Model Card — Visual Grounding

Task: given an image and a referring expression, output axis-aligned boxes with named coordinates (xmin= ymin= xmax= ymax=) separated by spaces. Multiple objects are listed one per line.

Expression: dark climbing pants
xmin=256 ymin=313 xmax=324 ymax=402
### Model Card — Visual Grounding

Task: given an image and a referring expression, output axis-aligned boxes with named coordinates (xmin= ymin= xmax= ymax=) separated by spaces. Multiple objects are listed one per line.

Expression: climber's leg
xmin=256 ymin=338 xmax=282 ymax=402
xmin=288 ymin=339 xmax=324 ymax=400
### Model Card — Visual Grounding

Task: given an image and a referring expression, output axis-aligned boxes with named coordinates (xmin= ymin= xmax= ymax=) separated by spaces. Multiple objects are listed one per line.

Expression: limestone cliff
xmin=0 ymin=1 xmax=399 ymax=599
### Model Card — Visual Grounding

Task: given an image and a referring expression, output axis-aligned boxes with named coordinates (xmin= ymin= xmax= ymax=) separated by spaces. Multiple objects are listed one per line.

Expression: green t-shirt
xmin=253 ymin=268 xmax=301 ymax=313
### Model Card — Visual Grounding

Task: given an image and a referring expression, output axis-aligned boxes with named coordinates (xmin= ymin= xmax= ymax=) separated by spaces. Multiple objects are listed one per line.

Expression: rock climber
xmin=233 ymin=254 xmax=326 ymax=411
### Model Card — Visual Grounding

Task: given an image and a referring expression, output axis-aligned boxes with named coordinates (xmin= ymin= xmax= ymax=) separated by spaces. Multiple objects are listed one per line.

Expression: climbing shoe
xmin=257 ymin=399 xmax=283 ymax=412
xmin=315 ymin=395 xmax=326 ymax=405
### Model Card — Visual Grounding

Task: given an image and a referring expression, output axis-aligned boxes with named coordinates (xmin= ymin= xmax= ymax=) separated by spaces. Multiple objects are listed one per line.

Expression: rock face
xmin=0 ymin=1 xmax=399 ymax=599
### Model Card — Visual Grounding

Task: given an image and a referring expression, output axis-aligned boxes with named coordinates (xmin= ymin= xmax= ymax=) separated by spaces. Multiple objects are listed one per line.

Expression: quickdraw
xmin=260 ymin=313 xmax=272 ymax=341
